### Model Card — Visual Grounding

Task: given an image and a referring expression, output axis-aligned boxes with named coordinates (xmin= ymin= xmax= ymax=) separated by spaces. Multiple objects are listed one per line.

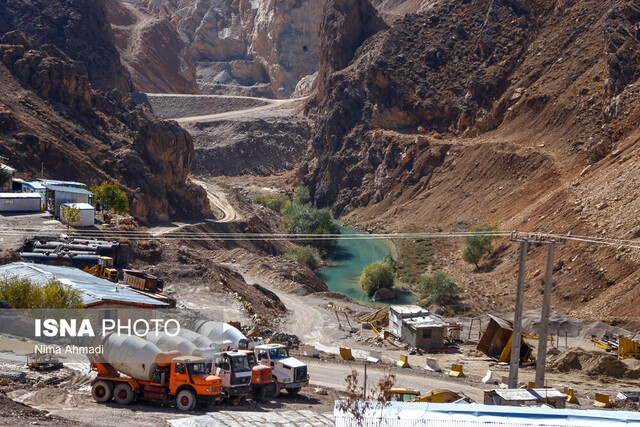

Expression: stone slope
xmin=305 ymin=0 xmax=640 ymax=326
xmin=0 ymin=31 xmax=210 ymax=223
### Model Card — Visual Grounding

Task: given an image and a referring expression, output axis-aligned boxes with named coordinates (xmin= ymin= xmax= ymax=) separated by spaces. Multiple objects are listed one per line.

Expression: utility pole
xmin=509 ymin=232 xmax=564 ymax=389
xmin=508 ymin=237 xmax=528 ymax=389
xmin=535 ymin=240 xmax=563 ymax=387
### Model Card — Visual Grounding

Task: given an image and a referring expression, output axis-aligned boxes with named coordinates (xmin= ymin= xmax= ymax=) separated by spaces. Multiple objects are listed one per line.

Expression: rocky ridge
xmin=305 ymin=0 xmax=640 ymax=325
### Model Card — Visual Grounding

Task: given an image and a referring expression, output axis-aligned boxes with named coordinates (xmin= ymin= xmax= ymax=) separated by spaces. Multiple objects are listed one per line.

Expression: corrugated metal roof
xmin=489 ymin=388 xmax=566 ymax=401
xmin=0 ymin=193 xmax=42 ymax=199
xmin=37 ymin=179 xmax=87 ymax=188
xmin=0 ymin=164 xmax=16 ymax=173
xmin=44 ymin=185 xmax=93 ymax=195
xmin=403 ymin=314 xmax=448 ymax=329
xmin=0 ymin=262 xmax=167 ymax=308
xmin=61 ymin=202 xmax=94 ymax=210
xmin=335 ymin=401 xmax=640 ymax=426
xmin=23 ymin=182 xmax=46 ymax=190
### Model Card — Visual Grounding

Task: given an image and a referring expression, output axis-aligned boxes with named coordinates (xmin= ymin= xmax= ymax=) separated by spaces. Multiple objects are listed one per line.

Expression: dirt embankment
xmin=133 ymin=94 xmax=270 ymax=120
xmin=549 ymin=347 xmax=640 ymax=380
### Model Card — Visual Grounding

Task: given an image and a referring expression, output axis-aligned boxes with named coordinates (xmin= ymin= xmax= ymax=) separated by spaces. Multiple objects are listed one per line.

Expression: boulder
xmin=372 ymin=287 xmax=396 ymax=301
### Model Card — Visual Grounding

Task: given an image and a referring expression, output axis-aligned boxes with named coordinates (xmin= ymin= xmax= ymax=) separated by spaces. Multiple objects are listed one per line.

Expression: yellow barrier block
xmin=593 ymin=393 xmax=611 ymax=408
xmin=449 ymin=364 xmax=465 ymax=377
xmin=564 ymin=387 xmax=579 ymax=404
xmin=397 ymin=354 xmax=411 ymax=368
xmin=340 ymin=347 xmax=355 ymax=361
xmin=528 ymin=381 xmax=536 ymax=389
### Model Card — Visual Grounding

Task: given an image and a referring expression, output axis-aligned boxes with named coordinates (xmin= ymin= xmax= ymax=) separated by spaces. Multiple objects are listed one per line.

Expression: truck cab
xmin=168 ymin=356 xmax=222 ymax=408
xmin=238 ymin=349 xmax=273 ymax=400
xmin=254 ymin=343 xmax=308 ymax=396
xmin=389 ymin=388 xmax=420 ymax=402
xmin=213 ymin=351 xmax=252 ymax=399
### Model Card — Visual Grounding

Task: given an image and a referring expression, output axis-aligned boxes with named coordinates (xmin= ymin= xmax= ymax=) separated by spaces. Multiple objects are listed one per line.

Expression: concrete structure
xmin=0 ymin=262 xmax=168 ymax=309
xmin=60 ymin=202 xmax=95 ymax=227
xmin=0 ymin=164 xmax=16 ymax=192
xmin=0 ymin=193 xmax=42 ymax=212
xmin=22 ymin=181 xmax=47 ymax=204
xmin=334 ymin=401 xmax=640 ymax=426
xmin=389 ymin=305 xmax=448 ymax=349
xmin=44 ymin=184 xmax=92 ymax=217
xmin=484 ymin=388 xmax=567 ymax=409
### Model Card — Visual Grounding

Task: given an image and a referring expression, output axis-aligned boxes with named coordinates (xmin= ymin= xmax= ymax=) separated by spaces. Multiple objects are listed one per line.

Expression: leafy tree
xmin=0 ymin=166 xmax=11 ymax=188
xmin=291 ymin=185 xmax=311 ymax=205
xmin=360 ymin=260 xmax=394 ymax=296
xmin=0 ymin=275 xmax=83 ymax=309
xmin=461 ymin=225 xmax=500 ymax=268
xmin=91 ymin=182 xmax=129 ymax=214
xmin=254 ymin=193 xmax=291 ymax=213
xmin=382 ymin=254 xmax=396 ymax=273
xmin=60 ymin=204 xmax=81 ymax=230
xmin=282 ymin=202 xmax=340 ymax=253
xmin=283 ymin=245 xmax=322 ymax=272
xmin=420 ymin=271 xmax=459 ymax=306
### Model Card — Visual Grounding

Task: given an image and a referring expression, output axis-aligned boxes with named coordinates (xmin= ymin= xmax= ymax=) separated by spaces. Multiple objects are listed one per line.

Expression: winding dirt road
xmin=191 ymin=179 xmax=239 ymax=223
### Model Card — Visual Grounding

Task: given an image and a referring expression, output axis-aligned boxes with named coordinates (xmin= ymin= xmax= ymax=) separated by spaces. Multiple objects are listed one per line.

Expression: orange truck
xmin=89 ymin=335 xmax=222 ymax=411
xmin=238 ymin=349 xmax=274 ymax=400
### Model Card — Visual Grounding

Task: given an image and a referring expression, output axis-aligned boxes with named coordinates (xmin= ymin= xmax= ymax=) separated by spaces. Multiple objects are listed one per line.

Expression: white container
xmin=0 ymin=193 xmax=41 ymax=212
xmin=60 ymin=202 xmax=94 ymax=227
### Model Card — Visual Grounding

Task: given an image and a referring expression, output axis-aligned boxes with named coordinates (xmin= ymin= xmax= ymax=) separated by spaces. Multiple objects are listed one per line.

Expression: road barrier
xmin=397 ymin=354 xmax=411 ymax=368
xmin=564 ymin=387 xmax=579 ymax=403
xmin=593 ymin=393 xmax=611 ymax=408
xmin=449 ymin=364 xmax=465 ymax=377
xmin=340 ymin=347 xmax=355 ymax=361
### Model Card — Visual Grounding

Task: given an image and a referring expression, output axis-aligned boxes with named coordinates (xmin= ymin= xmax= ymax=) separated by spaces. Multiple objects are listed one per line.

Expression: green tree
xmin=91 ymin=182 xmax=129 ymax=214
xmin=461 ymin=225 xmax=499 ymax=269
xmin=0 ymin=166 xmax=11 ymax=188
xmin=60 ymin=204 xmax=81 ymax=230
xmin=283 ymin=245 xmax=322 ymax=272
xmin=0 ymin=275 xmax=83 ymax=309
xmin=420 ymin=271 xmax=459 ymax=306
xmin=281 ymin=202 xmax=340 ymax=253
xmin=254 ymin=193 xmax=291 ymax=213
xmin=360 ymin=261 xmax=394 ymax=296
xmin=291 ymin=185 xmax=311 ymax=205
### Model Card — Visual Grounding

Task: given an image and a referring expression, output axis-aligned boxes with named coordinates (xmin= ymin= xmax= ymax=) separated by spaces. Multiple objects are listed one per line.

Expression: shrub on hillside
xmin=420 ymin=271 xmax=459 ymax=306
xmin=254 ymin=193 xmax=291 ymax=213
xmin=461 ymin=225 xmax=499 ymax=269
xmin=283 ymin=245 xmax=322 ymax=272
xmin=360 ymin=261 xmax=394 ymax=296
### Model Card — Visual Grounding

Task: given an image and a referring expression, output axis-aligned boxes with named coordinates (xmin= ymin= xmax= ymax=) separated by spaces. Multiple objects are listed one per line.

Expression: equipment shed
xmin=45 ymin=185 xmax=92 ymax=217
xmin=0 ymin=193 xmax=41 ymax=212
xmin=60 ymin=202 xmax=95 ymax=227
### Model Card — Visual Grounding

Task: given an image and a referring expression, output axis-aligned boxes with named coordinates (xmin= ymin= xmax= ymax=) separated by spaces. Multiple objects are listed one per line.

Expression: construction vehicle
xmin=89 ymin=335 xmax=222 ymax=411
xmin=390 ymin=388 xmax=470 ymax=403
xmin=255 ymin=343 xmax=308 ymax=397
xmin=26 ymin=353 xmax=63 ymax=371
xmin=84 ymin=256 xmax=118 ymax=282
xmin=238 ymin=349 xmax=274 ymax=400
xmin=212 ymin=351 xmax=252 ymax=403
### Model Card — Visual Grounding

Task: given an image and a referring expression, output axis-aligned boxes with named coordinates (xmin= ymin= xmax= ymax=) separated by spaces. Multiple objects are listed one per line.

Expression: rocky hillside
xmin=109 ymin=0 xmax=326 ymax=98
xmin=0 ymin=0 xmax=211 ymax=224
xmin=306 ymin=0 xmax=640 ymax=325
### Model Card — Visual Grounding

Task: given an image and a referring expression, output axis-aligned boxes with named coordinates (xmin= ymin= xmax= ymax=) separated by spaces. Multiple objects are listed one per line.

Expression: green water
xmin=318 ymin=227 xmax=417 ymax=305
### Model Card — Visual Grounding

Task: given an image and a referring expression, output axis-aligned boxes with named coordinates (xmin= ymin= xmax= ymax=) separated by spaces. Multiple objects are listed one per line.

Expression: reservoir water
xmin=318 ymin=227 xmax=417 ymax=305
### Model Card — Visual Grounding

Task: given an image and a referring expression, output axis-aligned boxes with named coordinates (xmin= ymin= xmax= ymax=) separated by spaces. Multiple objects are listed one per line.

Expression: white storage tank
xmin=0 ymin=193 xmax=41 ymax=212
xmin=60 ymin=202 xmax=95 ymax=227
xmin=102 ymin=334 xmax=177 ymax=382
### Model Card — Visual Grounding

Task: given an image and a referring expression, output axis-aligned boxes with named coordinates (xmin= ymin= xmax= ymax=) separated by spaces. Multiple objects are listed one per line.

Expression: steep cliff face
xmin=0 ymin=0 xmax=132 ymax=95
xmin=306 ymin=0 xmax=640 ymax=323
xmin=0 ymin=31 xmax=210 ymax=223
xmin=110 ymin=0 xmax=325 ymax=97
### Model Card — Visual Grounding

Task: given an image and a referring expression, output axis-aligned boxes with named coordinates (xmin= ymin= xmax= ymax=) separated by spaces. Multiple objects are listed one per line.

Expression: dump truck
xmin=89 ymin=335 xmax=222 ymax=411
xmin=255 ymin=343 xmax=308 ymax=396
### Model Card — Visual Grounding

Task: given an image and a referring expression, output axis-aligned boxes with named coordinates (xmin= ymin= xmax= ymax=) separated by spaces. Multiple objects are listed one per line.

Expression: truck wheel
xmin=267 ymin=376 xmax=281 ymax=398
xmin=92 ymin=380 xmax=113 ymax=403
xmin=113 ymin=383 xmax=135 ymax=405
xmin=253 ymin=386 xmax=267 ymax=401
xmin=176 ymin=389 xmax=196 ymax=411
xmin=287 ymin=387 xmax=301 ymax=395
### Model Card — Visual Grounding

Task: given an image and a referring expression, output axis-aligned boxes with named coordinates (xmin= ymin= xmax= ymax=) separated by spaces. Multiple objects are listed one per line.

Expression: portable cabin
xmin=0 ymin=193 xmax=42 ymax=212
xmin=60 ymin=202 xmax=95 ymax=227
xmin=44 ymin=185 xmax=93 ymax=217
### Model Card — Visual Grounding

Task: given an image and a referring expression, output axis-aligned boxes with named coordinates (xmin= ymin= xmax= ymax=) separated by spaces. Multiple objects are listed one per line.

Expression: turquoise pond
xmin=318 ymin=227 xmax=417 ymax=306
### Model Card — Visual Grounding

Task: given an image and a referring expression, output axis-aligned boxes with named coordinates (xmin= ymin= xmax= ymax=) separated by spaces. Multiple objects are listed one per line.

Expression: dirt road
xmin=191 ymin=179 xmax=239 ymax=222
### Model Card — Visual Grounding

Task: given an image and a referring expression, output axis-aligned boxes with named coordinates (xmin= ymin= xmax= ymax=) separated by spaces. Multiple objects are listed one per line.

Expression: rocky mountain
xmin=109 ymin=0 xmax=326 ymax=98
xmin=0 ymin=0 xmax=211 ymax=224
xmin=306 ymin=0 xmax=640 ymax=324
